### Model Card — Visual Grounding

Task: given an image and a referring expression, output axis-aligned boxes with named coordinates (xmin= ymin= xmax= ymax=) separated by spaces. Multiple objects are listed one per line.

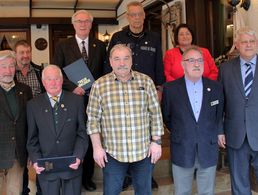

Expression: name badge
xmin=211 ymin=100 xmax=219 ymax=106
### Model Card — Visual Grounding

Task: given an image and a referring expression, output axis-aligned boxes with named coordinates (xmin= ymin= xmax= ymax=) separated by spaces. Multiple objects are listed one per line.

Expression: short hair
xmin=14 ymin=40 xmax=30 ymax=51
xmin=182 ymin=45 xmax=203 ymax=60
xmin=127 ymin=1 xmax=144 ymax=13
xmin=71 ymin=10 xmax=93 ymax=24
xmin=42 ymin=64 xmax=63 ymax=80
xmin=109 ymin=44 xmax=132 ymax=58
xmin=174 ymin=23 xmax=195 ymax=46
xmin=0 ymin=50 xmax=16 ymax=62
xmin=235 ymin=27 xmax=258 ymax=43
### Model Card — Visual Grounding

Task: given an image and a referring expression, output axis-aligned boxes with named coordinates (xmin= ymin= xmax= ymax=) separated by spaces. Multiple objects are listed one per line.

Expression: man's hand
xmin=73 ymin=87 xmax=85 ymax=96
xmin=69 ymin=158 xmax=81 ymax=170
xmin=33 ymin=162 xmax=45 ymax=174
xmin=218 ymin=134 xmax=226 ymax=148
xmin=148 ymin=142 xmax=162 ymax=164
xmin=93 ymin=146 xmax=108 ymax=168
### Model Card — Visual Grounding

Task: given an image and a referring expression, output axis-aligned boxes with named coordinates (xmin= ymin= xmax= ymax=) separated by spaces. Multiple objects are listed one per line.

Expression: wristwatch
xmin=151 ymin=139 xmax=162 ymax=145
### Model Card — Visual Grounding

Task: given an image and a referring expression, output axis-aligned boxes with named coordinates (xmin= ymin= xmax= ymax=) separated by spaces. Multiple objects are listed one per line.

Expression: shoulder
xmin=15 ymin=81 xmax=31 ymax=91
xmin=31 ymin=62 xmax=43 ymax=71
xmin=165 ymin=47 xmax=179 ymax=55
xmin=56 ymin=37 xmax=76 ymax=47
xmin=220 ymin=57 xmax=239 ymax=70
xmin=164 ymin=77 xmax=183 ymax=88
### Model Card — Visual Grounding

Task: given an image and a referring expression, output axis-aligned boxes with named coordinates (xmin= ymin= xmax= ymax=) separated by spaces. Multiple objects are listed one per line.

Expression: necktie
xmin=81 ymin=40 xmax=88 ymax=64
xmin=244 ymin=63 xmax=253 ymax=97
xmin=51 ymin=96 xmax=59 ymax=110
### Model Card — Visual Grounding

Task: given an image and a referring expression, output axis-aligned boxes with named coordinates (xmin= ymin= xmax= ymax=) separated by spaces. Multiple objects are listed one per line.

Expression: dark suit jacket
xmin=53 ymin=36 xmax=106 ymax=92
xmin=162 ymin=77 xmax=224 ymax=168
xmin=0 ymin=82 xmax=32 ymax=169
xmin=219 ymin=56 xmax=258 ymax=151
xmin=27 ymin=90 xmax=88 ymax=180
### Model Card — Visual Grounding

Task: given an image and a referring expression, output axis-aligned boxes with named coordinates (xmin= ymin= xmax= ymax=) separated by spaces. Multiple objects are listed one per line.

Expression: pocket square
xmin=211 ymin=100 xmax=219 ymax=106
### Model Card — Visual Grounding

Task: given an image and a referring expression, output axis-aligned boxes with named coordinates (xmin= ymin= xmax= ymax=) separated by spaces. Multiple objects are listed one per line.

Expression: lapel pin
xmin=145 ymin=41 xmax=148 ymax=44
xmin=45 ymin=109 xmax=48 ymax=112
xmin=61 ymin=104 xmax=64 ymax=108
xmin=93 ymin=44 xmax=96 ymax=47
xmin=207 ymin=88 xmax=211 ymax=92
xmin=19 ymin=91 xmax=23 ymax=95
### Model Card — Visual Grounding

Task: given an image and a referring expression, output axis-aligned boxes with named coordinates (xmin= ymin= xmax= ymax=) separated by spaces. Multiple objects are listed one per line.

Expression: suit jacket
xmin=27 ymin=90 xmax=88 ymax=180
xmin=0 ymin=82 xmax=32 ymax=169
xmin=219 ymin=56 xmax=258 ymax=151
xmin=162 ymin=77 xmax=224 ymax=168
xmin=53 ymin=36 xmax=106 ymax=92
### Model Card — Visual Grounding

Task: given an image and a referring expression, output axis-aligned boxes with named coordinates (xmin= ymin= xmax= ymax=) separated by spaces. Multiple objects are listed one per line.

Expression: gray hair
xmin=109 ymin=44 xmax=132 ymax=58
xmin=0 ymin=50 xmax=16 ymax=61
xmin=182 ymin=45 xmax=203 ymax=60
xmin=42 ymin=64 xmax=63 ymax=80
xmin=235 ymin=27 xmax=258 ymax=43
xmin=71 ymin=10 xmax=93 ymax=24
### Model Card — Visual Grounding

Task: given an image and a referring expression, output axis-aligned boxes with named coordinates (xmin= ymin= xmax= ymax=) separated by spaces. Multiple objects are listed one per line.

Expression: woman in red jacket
xmin=164 ymin=23 xmax=218 ymax=82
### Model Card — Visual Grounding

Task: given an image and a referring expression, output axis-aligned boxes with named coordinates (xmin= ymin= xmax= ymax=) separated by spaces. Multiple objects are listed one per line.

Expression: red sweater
xmin=163 ymin=47 xmax=218 ymax=82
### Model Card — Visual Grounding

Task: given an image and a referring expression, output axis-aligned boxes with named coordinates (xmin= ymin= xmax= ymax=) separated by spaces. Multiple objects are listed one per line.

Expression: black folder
xmin=63 ymin=58 xmax=95 ymax=90
xmin=37 ymin=155 xmax=76 ymax=173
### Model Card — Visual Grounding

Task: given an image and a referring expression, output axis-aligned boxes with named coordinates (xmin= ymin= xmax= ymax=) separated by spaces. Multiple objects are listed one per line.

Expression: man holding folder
xmin=27 ymin=65 xmax=88 ymax=195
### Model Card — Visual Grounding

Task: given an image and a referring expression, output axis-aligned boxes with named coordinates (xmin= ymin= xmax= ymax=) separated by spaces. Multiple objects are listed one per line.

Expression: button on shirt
xmin=240 ymin=56 xmax=257 ymax=86
xmin=87 ymin=71 xmax=164 ymax=163
xmin=185 ymin=77 xmax=203 ymax=121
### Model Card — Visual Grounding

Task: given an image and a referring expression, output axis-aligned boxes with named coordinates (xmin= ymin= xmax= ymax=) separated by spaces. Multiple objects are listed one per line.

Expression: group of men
xmin=1 ymin=1 xmax=258 ymax=195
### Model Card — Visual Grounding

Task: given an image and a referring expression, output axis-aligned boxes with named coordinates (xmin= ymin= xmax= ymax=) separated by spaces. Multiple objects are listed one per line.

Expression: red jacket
xmin=164 ymin=47 xmax=218 ymax=82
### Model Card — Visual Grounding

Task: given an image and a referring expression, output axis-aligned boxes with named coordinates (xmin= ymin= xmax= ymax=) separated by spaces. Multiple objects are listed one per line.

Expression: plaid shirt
xmin=87 ymin=71 xmax=164 ymax=162
xmin=16 ymin=65 xmax=42 ymax=97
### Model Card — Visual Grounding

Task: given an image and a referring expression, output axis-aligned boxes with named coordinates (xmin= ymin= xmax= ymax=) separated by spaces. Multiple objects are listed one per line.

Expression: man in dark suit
xmin=218 ymin=27 xmax=258 ymax=195
xmin=27 ymin=65 xmax=88 ymax=195
xmin=14 ymin=39 xmax=44 ymax=195
xmin=53 ymin=10 xmax=106 ymax=191
xmin=0 ymin=50 xmax=32 ymax=194
xmin=162 ymin=46 xmax=224 ymax=195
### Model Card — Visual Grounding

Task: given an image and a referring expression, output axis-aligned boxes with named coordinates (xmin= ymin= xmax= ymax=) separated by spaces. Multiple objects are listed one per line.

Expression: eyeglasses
xmin=183 ymin=58 xmax=204 ymax=64
xmin=240 ymin=40 xmax=256 ymax=45
xmin=74 ymin=19 xmax=92 ymax=24
xmin=127 ymin=12 xmax=144 ymax=18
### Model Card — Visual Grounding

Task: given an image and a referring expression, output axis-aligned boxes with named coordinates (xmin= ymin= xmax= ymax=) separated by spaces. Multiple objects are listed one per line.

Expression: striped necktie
xmin=81 ymin=40 xmax=88 ymax=64
xmin=51 ymin=96 xmax=59 ymax=110
xmin=244 ymin=63 xmax=253 ymax=97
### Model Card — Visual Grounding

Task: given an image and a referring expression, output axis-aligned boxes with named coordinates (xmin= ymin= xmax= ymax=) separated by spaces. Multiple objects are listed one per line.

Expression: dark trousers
xmin=82 ymin=137 xmax=94 ymax=185
xmin=227 ymin=137 xmax=258 ymax=195
xmin=22 ymin=167 xmax=42 ymax=195
xmin=103 ymin=154 xmax=153 ymax=195
xmin=38 ymin=174 xmax=82 ymax=195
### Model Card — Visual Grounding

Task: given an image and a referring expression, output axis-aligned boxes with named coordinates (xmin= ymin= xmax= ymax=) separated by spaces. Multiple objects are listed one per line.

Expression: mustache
xmin=193 ymin=68 xmax=201 ymax=71
xmin=117 ymin=66 xmax=129 ymax=70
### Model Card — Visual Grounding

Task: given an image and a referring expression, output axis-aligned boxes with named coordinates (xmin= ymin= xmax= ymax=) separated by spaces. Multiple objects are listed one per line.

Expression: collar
xmin=75 ymin=34 xmax=89 ymax=45
xmin=184 ymin=76 xmax=202 ymax=85
xmin=111 ymin=70 xmax=135 ymax=82
xmin=47 ymin=91 xmax=62 ymax=101
xmin=240 ymin=55 xmax=257 ymax=67
xmin=16 ymin=63 xmax=33 ymax=73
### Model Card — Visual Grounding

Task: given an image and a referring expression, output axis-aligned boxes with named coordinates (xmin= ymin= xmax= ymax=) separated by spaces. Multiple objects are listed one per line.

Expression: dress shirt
xmin=75 ymin=34 xmax=89 ymax=54
xmin=47 ymin=91 xmax=62 ymax=107
xmin=185 ymin=77 xmax=203 ymax=121
xmin=240 ymin=55 xmax=257 ymax=86
xmin=87 ymin=71 xmax=164 ymax=163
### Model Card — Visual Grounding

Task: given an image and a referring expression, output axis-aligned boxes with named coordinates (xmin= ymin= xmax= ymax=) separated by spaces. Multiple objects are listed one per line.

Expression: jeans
xmin=103 ymin=154 xmax=153 ymax=195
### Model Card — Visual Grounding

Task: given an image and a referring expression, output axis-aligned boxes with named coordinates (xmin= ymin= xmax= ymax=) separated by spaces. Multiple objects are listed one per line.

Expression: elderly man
xmin=162 ymin=46 xmax=224 ymax=195
xmin=27 ymin=65 xmax=88 ymax=195
xmin=87 ymin=44 xmax=164 ymax=195
xmin=218 ymin=27 xmax=258 ymax=195
xmin=0 ymin=50 xmax=32 ymax=194
xmin=53 ymin=10 xmax=106 ymax=191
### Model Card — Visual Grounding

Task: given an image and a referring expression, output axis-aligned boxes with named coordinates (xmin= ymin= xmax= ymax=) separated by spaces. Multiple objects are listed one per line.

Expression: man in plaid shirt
xmin=87 ymin=44 xmax=164 ymax=195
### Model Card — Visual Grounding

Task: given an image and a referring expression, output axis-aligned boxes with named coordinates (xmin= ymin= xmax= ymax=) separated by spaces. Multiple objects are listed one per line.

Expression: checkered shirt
xmin=87 ymin=71 xmax=164 ymax=162
xmin=16 ymin=65 xmax=41 ymax=97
